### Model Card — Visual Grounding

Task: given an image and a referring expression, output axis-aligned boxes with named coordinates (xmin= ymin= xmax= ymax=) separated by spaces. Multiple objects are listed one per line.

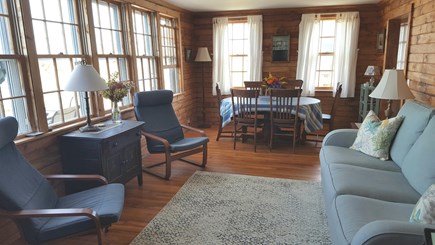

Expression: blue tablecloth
xmin=220 ymin=96 xmax=323 ymax=133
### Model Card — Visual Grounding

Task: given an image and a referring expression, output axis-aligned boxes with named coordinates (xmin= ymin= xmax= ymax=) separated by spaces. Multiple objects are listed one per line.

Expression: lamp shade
xmin=195 ymin=47 xmax=212 ymax=62
xmin=369 ymin=69 xmax=414 ymax=100
xmin=364 ymin=66 xmax=381 ymax=76
xmin=64 ymin=64 xmax=107 ymax=92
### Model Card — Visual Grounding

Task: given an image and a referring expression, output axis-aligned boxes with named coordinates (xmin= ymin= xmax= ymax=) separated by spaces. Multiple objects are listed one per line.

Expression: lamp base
xmin=79 ymin=124 xmax=101 ymax=132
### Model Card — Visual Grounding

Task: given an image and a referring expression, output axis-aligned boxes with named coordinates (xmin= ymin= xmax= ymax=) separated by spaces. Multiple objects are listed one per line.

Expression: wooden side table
xmin=60 ymin=120 xmax=144 ymax=193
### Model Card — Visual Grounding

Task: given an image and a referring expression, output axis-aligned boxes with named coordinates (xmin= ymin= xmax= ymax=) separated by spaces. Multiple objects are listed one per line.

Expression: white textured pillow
xmin=350 ymin=111 xmax=404 ymax=160
xmin=410 ymin=184 xmax=435 ymax=224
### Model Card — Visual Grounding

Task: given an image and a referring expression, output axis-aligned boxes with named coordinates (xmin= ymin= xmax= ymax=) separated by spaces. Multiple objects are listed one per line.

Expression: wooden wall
xmin=379 ymin=0 xmax=435 ymax=107
xmin=0 ymin=0 xmax=196 ymax=243
xmin=193 ymin=4 xmax=383 ymax=130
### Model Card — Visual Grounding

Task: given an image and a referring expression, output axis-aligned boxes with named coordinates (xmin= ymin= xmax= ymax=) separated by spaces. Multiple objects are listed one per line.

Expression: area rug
xmin=130 ymin=171 xmax=331 ymax=245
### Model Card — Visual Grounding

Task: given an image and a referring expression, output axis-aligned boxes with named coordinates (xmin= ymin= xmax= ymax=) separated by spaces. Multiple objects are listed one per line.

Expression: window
xmin=396 ymin=23 xmax=408 ymax=70
xmin=93 ymin=0 xmax=131 ymax=109
xmin=315 ymin=19 xmax=336 ymax=89
xmin=30 ymin=0 xmax=85 ymax=127
xmin=160 ymin=16 xmax=180 ymax=93
xmin=228 ymin=21 xmax=249 ymax=88
xmin=212 ymin=16 xmax=262 ymax=95
xmin=296 ymin=13 xmax=359 ymax=97
xmin=132 ymin=8 xmax=158 ymax=91
xmin=0 ymin=0 xmax=31 ymax=134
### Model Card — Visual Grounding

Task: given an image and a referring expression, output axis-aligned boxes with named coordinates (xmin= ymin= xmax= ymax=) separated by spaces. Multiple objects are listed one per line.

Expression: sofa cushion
xmin=410 ymin=184 xmax=435 ymax=224
xmin=350 ymin=111 xmax=404 ymax=160
xmin=334 ymin=195 xmax=415 ymax=244
xmin=320 ymin=146 xmax=401 ymax=172
xmin=390 ymin=100 xmax=435 ymax=167
xmin=324 ymin=164 xmax=420 ymax=204
xmin=402 ymin=117 xmax=435 ymax=195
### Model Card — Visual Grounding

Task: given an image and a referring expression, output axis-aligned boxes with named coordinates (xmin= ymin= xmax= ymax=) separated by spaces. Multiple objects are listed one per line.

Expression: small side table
xmin=60 ymin=120 xmax=144 ymax=193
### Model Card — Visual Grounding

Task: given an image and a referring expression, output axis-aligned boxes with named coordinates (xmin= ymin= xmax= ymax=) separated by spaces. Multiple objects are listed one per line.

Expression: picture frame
xmin=185 ymin=48 xmax=192 ymax=62
xmin=272 ymin=35 xmax=290 ymax=62
xmin=377 ymin=32 xmax=385 ymax=52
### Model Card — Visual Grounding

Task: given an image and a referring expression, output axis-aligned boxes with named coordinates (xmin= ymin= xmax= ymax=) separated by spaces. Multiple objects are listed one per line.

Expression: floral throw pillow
xmin=350 ymin=110 xmax=404 ymax=160
xmin=410 ymin=184 xmax=435 ymax=224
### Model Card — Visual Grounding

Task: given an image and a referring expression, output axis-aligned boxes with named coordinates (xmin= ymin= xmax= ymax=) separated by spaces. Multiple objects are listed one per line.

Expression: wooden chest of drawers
xmin=60 ymin=120 xmax=144 ymax=193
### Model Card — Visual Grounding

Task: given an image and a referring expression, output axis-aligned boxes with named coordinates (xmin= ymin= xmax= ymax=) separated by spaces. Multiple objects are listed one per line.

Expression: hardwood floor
xmin=43 ymin=126 xmax=322 ymax=245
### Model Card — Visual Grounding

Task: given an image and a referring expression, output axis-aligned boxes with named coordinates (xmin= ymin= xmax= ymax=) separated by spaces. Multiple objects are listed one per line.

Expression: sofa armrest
xmin=322 ymin=129 xmax=358 ymax=148
xmin=351 ymin=220 xmax=431 ymax=245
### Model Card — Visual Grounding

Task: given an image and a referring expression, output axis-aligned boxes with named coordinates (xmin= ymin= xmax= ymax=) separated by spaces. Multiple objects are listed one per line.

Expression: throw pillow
xmin=410 ymin=184 xmax=435 ymax=224
xmin=350 ymin=110 xmax=404 ymax=160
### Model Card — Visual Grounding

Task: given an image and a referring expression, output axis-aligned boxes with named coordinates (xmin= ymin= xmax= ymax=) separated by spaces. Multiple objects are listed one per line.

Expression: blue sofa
xmin=320 ymin=100 xmax=435 ymax=245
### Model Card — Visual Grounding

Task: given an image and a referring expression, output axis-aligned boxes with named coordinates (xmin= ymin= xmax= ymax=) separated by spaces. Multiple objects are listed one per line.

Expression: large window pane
xmin=160 ymin=16 xmax=179 ymax=93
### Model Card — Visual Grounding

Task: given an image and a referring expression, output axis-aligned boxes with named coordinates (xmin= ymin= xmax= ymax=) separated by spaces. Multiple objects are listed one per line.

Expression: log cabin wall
xmin=0 ymin=0 xmax=195 ymax=243
xmin=193 ymin=4 xmax=384 ymax=130
xmin=379 ymin=0 xmax=435 ymax=107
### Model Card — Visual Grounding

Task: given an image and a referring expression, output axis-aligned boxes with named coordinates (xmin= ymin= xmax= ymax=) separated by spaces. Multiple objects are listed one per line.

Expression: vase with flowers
xmin=263 ymin=72 xmax=287 ymax=94
xmin=102 ymin=72 xmax=132 ymax=123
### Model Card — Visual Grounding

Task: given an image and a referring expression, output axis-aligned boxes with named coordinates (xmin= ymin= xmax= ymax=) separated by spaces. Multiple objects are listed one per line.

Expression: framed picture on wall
xmin=377 ymin=32 xmax=385 ymax=52
xmin=272 ymin=35 xmax=290 ymax=62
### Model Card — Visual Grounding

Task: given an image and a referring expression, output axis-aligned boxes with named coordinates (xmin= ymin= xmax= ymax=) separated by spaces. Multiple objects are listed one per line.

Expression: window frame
xmin=158 ymin=14 xmax=182 ymax=94
xmin=228 ymin=19 xmax=249 ymax=88
xmin=315 ymin=16 xmax=336 ymax=91
xmin=131 ymin=6 xmax=160 ymax=92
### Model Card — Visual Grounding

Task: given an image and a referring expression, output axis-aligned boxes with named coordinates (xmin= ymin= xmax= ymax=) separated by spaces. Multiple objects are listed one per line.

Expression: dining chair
xmin=306 ymin=83 xmax=343 ymax=143
xmin=269 ymin=88 xmax=302 ymax=152
xmin=283 ymin=79 xmax=303 ymax=89
xmin=244 ymin=81 xmax=264 ymax=95
xmin=231 ymin=88 xmax=263 ymax=152
xmin=134 ymin=90 xmax=209 ymax=179
xmin=216 ymin=83 xmax=233 ymax=141
xmin=0 ymin=117 xmax=125 ymax=245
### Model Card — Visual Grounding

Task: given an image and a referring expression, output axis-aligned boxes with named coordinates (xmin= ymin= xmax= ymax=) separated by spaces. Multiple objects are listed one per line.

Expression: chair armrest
xmin=180 ymin=124 xmax=207 ymax=137
xmin=45 ymin=174 xmax=108 ymax=185
xmin=351 ymin=220 xmax=428 ymax=245
xmin=140 ymin=131 xmax=170 ymax=148
xmin=0 ymin=208 xmax=103 ymax=243
xmin=322 ymin=129 xmax=358 ymax=148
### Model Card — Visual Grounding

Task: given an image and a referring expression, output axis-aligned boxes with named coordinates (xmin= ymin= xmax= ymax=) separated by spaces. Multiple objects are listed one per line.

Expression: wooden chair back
xmin=231 ymin=88 xmax=259 ymax=125
xmin=283 ymin=79 xmax=303 ymax=89
xmin=329 ymin=83 xmax=343 ymax=130
xmin=244 ymin=81 xmax=264 ymax=95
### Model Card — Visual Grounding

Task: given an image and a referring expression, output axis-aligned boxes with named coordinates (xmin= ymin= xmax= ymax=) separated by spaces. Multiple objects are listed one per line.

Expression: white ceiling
xmin=163 ymin=0 xmax=380 ymax=12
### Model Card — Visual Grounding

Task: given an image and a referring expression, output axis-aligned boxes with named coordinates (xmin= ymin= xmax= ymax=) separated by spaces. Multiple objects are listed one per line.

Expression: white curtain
xmin=296 ymin=14 xmax=320 ymax=96
xmin=333 ymin=12 xmax=360 ymax=97
xmin=296 ymin=12 xmax=360 ymax=98
xmin=247 ymin=15 xmax=263 ymax=81
xmin=212 ymin=17 xmax=230 ymax=95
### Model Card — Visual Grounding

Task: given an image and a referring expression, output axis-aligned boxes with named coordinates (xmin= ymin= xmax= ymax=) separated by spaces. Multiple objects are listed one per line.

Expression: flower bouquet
xmin=263 ymin=72 xmax=287 ymax=93
xmin=102 ymin=72 xmax=132 ymax=122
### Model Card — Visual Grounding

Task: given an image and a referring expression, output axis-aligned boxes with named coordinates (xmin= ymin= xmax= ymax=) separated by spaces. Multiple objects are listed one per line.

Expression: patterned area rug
xmin=130 ymin=171 xmax=331 ymax=245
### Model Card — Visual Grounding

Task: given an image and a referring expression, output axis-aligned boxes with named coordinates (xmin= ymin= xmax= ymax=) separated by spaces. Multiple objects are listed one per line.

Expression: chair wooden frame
xmin=0 ymin=175 xmax=109 ymax=245
xmin=140 ymin=125 xmax=208 ymax=180
xmin=231 ymin=88 xmax=263 ymax=152
xmin=216 ymin=83 xmax=233 ymax=141
xmin=269 ymin=88 xmax=302 ymax=152
xmin=283 ymin=79 xmax=303 ymax=89
xmin=306 ymin=83 xmax=343 ymax=143
xmin=244 ymin=81 xmax=265 ymax=95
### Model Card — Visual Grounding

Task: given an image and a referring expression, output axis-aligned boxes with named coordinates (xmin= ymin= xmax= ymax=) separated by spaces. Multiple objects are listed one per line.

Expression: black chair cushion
xmin=134 ymin=90 xmax=185 ymax=152
xmin=35 ymin=183 xmax=124 ymax=243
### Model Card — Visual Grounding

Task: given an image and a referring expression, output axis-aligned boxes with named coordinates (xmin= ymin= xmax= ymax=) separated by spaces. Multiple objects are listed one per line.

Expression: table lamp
xmin=364 ymin=65 xmax=381 ymax=87
xmin=64 ymin=61 xmax=108 ymax=132
xmin=195 ymin=47 xmax=212 ymax=128
xmin=369 ymin=69 xmax=414 ymax=118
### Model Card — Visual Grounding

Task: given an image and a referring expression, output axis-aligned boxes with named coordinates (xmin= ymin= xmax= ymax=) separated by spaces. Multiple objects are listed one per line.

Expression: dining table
xmin=220 ymin=96 xmax=323 ymax=133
